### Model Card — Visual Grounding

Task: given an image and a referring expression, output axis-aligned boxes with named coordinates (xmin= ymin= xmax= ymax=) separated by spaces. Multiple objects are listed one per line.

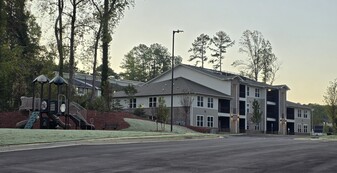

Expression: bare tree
xmin=232 ymin=30 xmax=280 ymax=84
xmin=180 ymin=93 xmax=194 ymax=126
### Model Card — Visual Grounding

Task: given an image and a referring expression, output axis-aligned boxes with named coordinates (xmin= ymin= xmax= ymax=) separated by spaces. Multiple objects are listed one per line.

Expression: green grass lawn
xmin=0 ymin=118 xmax=209 ymax=146
xmin=123 ymin=118 xmax=195 ymax=134
xmin=0 ymin=128 xmax=175 ymax=146
xmin=319 ymin=135 xmax=337 ymax=140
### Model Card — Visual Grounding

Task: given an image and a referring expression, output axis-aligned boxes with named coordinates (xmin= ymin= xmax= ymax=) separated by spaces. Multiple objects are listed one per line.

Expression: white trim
xmin=196 ymin=115 xmax=204 ymax=127
xmin=207 ymin=116 xmax=214 ymax=127
xmin=239 ymin=115 xmax=246 ymax=119
xmin=267 ymin=117 xmax=276 ymax=121
xmin=239 ymin=97 xmax=246 ymax=101
xmin=218 ymin=113 xmax=230 ymax=117
xmin=286 ymin=119 xmax=295 ymax=123
xmin=297 ymin=123 xmax=302 ymax=133
xmin=267 ymin=101 xmax=276 ymax=105
xmin=303 ymin=124 xmax=308 ymax=133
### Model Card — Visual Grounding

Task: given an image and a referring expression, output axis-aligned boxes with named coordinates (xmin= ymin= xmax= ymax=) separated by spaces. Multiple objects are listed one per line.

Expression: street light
xmin=311 ymin=109 xmax=314 ymax=135
xmin=171 ymin=29 xmax=183 ymax=132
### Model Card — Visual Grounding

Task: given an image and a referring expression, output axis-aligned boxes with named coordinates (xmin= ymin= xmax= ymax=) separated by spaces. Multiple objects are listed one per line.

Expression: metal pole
xmin=171 ymin=31 xmax=175 ymax=132
xmin=170 ymin=30 xmax=183 ymax=132
xmin=311 ymin=109 xmax=314 ymax=135
xmin=40 ymin=83 xmax=44 ymax=129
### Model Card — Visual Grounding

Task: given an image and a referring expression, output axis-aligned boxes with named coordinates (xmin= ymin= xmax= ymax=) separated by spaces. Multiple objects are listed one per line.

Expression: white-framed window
xmin=297 ymin=124 xmax=302 ymax=133
xmin=197 ymin=96 xmax=204 ymax=107
xmin=197 ymin=115 xmax=204 ymax=127
xmin=298 ymin=110 xmax=302 ymax=118
xmin=207 ymin=98 xmax=213 ymax=108
xmin=207 ymin=116 xmax=214 ymax=127
xmin=255 ymin=88 xmax=260 ymax=97
xmin=149 ymin=97 xmax=157 ymax=107
xmin=304 ymin=110 xmax=308 ymax=118
xmin=129 ymin=98 xmax=136 ymax=108
xmin=247 ymin=87 xmax=250 ymax=96
xmin=304 ymin=124 xmax=308 ymax=133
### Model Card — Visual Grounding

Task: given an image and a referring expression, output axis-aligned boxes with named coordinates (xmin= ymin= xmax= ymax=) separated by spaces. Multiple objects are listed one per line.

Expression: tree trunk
xmin=69 ymin=0 xmax=77 ymax=97
xmin=56 ymin=0 xmax=64 ymax=77
xmin=90 ymin=23 xmax=102 ymax=100
xmin=101 ymin=0 xmax=109 ymax=98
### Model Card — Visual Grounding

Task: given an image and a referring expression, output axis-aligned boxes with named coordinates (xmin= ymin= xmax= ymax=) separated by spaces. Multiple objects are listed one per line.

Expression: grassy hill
xmin=123 ymin=118 xmax=195 ymax=134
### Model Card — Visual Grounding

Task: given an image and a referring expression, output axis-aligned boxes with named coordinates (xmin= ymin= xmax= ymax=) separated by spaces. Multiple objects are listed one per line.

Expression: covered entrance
xmin=218 ymin=117 xmax=230 ymax=132
xmin=287 ymin=122 xmax=294 ymax=135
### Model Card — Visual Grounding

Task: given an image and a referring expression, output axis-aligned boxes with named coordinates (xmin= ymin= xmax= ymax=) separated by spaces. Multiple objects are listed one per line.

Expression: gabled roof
xmin=114 ymin=77 xmax=231 ymax=99
xmin=286 ymin=101 xmax=312 ymax=110
xmin=149 ymin=64 xmax=289 ymax=90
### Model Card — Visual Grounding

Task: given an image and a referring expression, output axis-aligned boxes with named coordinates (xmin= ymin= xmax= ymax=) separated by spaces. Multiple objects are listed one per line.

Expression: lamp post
xmin=311 ymin=109 xmax=314 ymax=135
xmin=171 ymin=29 xmax=183 ymax=132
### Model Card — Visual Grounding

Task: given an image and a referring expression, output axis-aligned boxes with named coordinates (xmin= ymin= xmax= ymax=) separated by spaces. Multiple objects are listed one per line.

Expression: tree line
xmin=188 ymin=30 xmax=280 ymax=85
xmin=0 ymin=0 xmax=134 ymax=111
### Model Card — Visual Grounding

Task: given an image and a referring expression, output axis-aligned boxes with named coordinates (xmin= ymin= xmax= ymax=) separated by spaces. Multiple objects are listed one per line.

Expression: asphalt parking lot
xmin=1 ymin=136 xmax=336 ymax=173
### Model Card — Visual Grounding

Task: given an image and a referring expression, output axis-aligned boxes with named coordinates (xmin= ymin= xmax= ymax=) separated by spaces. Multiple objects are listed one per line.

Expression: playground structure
xmin=16 ymin=74 xmax=95 ymax=130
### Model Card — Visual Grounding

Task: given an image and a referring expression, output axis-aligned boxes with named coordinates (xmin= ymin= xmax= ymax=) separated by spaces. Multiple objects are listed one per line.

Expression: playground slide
xmin=16 ymin=120 xmax=28 ymax=128
xmin=69 ymin=114 xmax=95 ymax=130
xmin=24 ymin=111 xmax=40 ymax=129
xmin=47 ymin=114 xmax=67 ymax=129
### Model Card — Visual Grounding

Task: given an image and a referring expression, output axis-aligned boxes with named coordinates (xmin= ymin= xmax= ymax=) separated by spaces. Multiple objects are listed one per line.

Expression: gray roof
xmin=286 ymin=101 xmax=312 ymax=110
xmin=182 ymin=64 xmax=289 ymax=89
xmin=149 ymin=64 xmax=289 ymax=90
xmin=113 ymin=77 xmax=231 ymax=99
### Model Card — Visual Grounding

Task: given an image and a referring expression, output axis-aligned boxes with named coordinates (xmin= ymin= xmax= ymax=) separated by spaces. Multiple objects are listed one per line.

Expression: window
xmin=304 ymin=110 xmax=308 ymax=118
xmin=298 ymin=110 xmax=302 ymax=118
xmin=197 ymin=96 xmax=204 ymax=107
xmin=78 ymin=87 xmax=84 ymax=94
xmin=297 ymin=124 xmax=302 ymax=133
xmin=129 ymin=99 xmax=136 ymax=108
xmin=255 ymin=88 xmax=260 ymax=97
xmin=304 ymin=124 xmax=308 ymax=133
xmin=247 ymin=87 xmax=250 ymax=96
xmin=207 ymin=98 xmax=213 ymax=108
xmin=207 ymin=116 xmax=214 ymax=127
xmin=197 ymin=115 xmax=204 ymax=127
xmin=149 ymin=97 xmax=157 ymax=107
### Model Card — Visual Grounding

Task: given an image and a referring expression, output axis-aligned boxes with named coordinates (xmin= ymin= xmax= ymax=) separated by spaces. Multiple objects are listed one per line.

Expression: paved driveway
xmin=1 ymin=136 xmax=336 ymax=173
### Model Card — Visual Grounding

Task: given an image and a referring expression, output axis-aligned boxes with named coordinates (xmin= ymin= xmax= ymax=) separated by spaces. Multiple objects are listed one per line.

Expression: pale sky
xmin=107 ymin=0 xmax=337 ymax=105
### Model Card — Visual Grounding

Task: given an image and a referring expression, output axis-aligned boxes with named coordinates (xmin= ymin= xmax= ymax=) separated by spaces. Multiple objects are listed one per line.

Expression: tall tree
xmin=209 ymin=31 xmax=234 ymax=71
xmin=68 ymin=0 xmax=91 ymax=96
xmin=149 ymin=43 xmax=171 ymax=78
xmin=0 ymin=0 xmax=42 ymax=110
xmin=120 ymin=43 xmax=178 ymax=82
xmin=55 ymin=0 xmax=64 ymax=77
xmin=101 ymin=0 xmax=133 ymax=99
xmin=323 ymin=79 xmax=337 ymax=132
xmin=120 ymin=47 xmax=144 ymax=81
xmin=188 ymin=34 xmax=210 ymax=68
xmin=232 ymin=30 xmax=280 ymax=84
